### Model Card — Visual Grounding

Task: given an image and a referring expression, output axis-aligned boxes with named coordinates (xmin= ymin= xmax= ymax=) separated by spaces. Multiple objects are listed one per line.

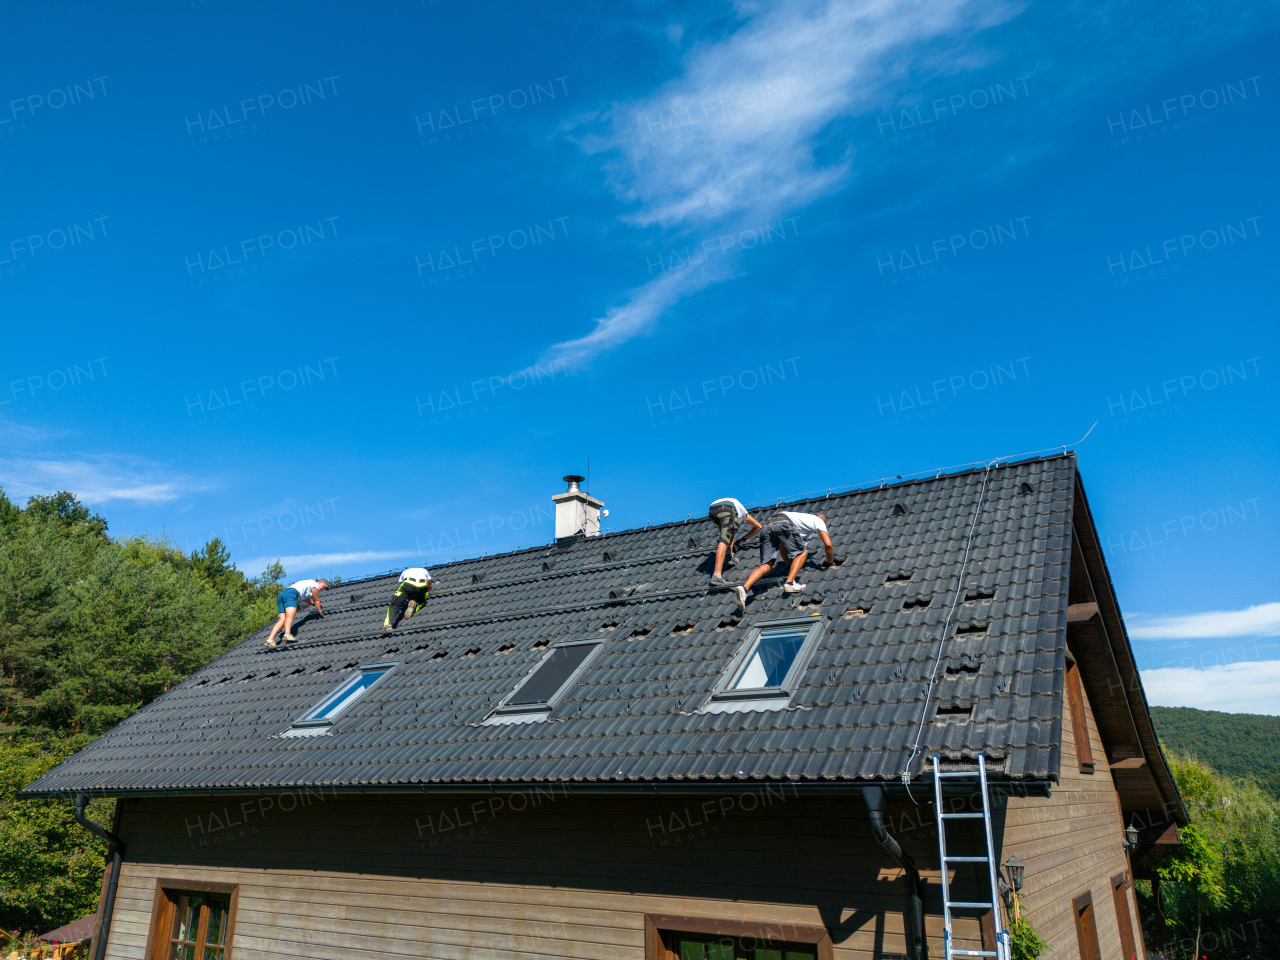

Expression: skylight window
xmin=291 ymin=662 xmax=396 ymax=730
xmin=490 ymin=639 xmax=604 ymax=720
xmin=729 ymin=625 xmax=811 ymax=690
xmin=709 ymin=617 xmax=825 ymax=710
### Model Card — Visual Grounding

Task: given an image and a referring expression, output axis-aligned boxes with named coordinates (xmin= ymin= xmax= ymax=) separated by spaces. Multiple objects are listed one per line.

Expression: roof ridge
xmin=380 ymin=451 xmax=1076 ymax=578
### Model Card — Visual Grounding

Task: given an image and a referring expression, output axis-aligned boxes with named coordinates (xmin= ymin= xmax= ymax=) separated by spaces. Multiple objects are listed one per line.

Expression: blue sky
xmin=1 ymin=0 xmax=1277 ymax=712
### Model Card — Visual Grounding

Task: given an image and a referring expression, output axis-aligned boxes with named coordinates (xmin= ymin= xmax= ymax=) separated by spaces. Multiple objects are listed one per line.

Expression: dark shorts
xmin=276 ymin=587 xmax=300 ymax=613
xmin=707 ymin=503 xmax=740 ymax=546
xmin=760 ymin=519 xmax=805 ymax=567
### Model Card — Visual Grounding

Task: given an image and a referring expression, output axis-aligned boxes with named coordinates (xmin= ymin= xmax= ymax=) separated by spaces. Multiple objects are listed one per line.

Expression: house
xmin=24 ymin=453 xmax=1185 ymax=960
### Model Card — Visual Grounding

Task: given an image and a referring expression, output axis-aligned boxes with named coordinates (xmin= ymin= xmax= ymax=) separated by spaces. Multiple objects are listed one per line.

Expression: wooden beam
xmin=1067 ymin=602 xmax=1100 ymax=624
xmin=1109 ymin=758 xmax=1147 ymax=770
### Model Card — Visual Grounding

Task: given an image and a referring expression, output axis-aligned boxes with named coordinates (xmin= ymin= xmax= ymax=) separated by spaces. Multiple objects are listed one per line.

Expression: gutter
xmin=25 ymin=777 xmax=1055 ymax=802
xmin=862 ymin=786 xmax=924 ymax=960
xmin=74 ymin=794 xmax=124 ymax=960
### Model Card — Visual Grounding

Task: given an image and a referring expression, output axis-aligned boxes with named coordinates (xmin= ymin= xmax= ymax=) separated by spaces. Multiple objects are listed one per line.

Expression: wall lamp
xmin=1124 ymin=822 xmax=1140 ymax=850
xmin=1002 ymin=854 xmax=1025 ymax=894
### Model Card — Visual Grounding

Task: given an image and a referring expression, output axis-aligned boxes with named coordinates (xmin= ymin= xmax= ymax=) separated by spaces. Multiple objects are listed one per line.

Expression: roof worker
xmin=382 ymin=567 xmax=434 ymax=633
xmin=733 ymin=510 xmax=834 ymax=611
xmin=265 ymin=578 xmax=329 ymax=647
xmin=707 ymin=496 xmax=762 ymax=587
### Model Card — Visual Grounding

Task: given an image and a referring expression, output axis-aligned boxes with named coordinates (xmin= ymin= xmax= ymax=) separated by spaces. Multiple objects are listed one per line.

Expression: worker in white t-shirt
xmin=383 ymin=567 xmax=435 ymax=633
xmin=265 ymin=578 xmax=330 ymax=647
xmin=734 ymin=510 xmax=834 ymax=611
xmin=706 ymin=497 xmax=763 ymax=587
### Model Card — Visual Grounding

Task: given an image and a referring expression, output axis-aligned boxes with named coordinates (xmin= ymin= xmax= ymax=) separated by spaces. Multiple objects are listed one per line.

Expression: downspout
xmin=74 ymin=794 xmax=124 ymax=960
xmin=862 ymin=786 xmax=924 ymax=960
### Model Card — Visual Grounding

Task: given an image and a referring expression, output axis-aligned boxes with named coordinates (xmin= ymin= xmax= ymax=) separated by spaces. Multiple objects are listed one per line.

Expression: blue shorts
xmin=277 ymin=587 xmax=300 ymax=613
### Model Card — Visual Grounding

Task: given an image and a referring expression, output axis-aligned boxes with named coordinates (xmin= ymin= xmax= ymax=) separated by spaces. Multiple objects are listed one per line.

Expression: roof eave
xmin=21 ymin=776 xmax=1057 ymax=802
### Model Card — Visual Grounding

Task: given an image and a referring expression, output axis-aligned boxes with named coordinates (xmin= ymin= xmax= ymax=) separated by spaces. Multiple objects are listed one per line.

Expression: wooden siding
xmin=95 ymin=671 xmax=1144 ymax=960
xmin=1003 ymin=664 xmax=1145 ymax=960
xmin=103 ymin=787 xmax=1000 ymax=960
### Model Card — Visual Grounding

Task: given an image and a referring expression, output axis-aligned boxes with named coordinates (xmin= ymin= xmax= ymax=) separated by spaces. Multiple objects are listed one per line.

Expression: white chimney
xmin=553 ymin=474 xmax=605 ymax=538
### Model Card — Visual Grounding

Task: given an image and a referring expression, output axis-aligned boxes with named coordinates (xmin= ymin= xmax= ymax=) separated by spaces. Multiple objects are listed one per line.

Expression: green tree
xmin=0 ymin=740 xmax=111 ymax=932
xmin=0 ymin=489 xmax=283 ymax=932
xmin=1158 ymin=823 xmax=1227 ymax=959
xmin=1141 ymin=755 xmax=1280 ymax=960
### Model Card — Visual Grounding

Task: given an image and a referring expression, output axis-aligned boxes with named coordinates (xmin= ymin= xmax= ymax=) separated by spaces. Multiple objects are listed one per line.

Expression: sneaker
xmin=263 ymin=638 xmax=278 ymax=648
xmin=725 ymin=555 xmax=739 ymax=569
xmin=708 ymin=574 xmax=727 ymax=587
xmin=282 ymin=634 xmax=295 ymax=643
xmin=381 ymin=624 xmax=393 ymax=634
xmin=734 ymin=585 xmax=747 ymax=611
xmin=783 ymin=582 xmax=807 ymax=593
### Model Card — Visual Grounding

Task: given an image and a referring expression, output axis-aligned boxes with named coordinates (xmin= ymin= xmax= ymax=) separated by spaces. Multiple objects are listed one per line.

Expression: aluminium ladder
xmin=932 ymin=754 xmax=1011 ymax=960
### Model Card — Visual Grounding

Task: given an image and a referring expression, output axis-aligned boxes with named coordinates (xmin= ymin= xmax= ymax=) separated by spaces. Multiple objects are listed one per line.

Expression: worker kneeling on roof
xmin=734 ymin=510 xmax=834 ymax=611
xmin=383 ymin=567 xmax=434 ymax=633
xmin=706 ymin=496 xmax=762 ymax=587
xmin=265 ymin=578 xmax=329 ymax=647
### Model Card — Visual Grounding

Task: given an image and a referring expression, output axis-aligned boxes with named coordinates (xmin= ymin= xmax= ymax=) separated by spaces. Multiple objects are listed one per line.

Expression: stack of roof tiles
xmin=25 ymin=455 xmax=1077 ymax=797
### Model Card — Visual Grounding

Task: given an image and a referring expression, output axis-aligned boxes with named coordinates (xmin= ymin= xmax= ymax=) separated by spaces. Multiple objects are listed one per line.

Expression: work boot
xmin=783 ymin=582 xmax=806 ymax=593
xmin=381 ymin=624 xmax=393 ymax=634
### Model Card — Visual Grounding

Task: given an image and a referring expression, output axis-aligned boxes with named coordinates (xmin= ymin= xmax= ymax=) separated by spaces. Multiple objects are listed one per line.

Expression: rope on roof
xmin=900 ymin=460 xmax=997 ymax=796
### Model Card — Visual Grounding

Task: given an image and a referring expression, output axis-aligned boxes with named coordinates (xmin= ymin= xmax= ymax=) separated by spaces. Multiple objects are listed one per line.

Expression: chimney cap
xmin=563 ymin=474 xmax=585 ymax=493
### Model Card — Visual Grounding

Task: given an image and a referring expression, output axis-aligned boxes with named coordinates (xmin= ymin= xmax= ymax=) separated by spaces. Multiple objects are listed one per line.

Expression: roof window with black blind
xmin=486 ymin=639 xmax=604 ymax=724
xmin=706 ymin=616 xmax=825 ymax=713
xmin=283 ymin=661 xmax=397 ymax=737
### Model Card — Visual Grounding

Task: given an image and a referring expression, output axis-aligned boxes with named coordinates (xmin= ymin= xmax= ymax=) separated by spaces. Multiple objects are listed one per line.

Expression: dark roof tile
xmin=26 ymin=456 xmax=1076 ymax=796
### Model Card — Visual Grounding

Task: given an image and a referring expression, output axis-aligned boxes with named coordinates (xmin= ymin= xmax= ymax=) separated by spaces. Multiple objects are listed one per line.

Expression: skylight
xmin=491 ymin=639 xmax=604 ymax=719
xmin=292 ymin=662 xmax=396 ymax=729
xmin=709 ymin=617 xmax=825 ymax=709
xmin=728 ymin=625 xmax=811 ymax=690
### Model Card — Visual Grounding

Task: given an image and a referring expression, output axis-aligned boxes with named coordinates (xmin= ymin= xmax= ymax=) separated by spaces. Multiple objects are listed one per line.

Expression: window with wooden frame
xmin=1112 ymin=872 xmax=1139 ymax=960
xmin=645 ymin=915 xmax=833 ymax=960
xmin=1072 ymin=891 xmax=1102 ymax=960
xmin=145 ymin=880 xmax=238 ymax=960
xmin=1064 ymin=653 xmax=1095 ymax=773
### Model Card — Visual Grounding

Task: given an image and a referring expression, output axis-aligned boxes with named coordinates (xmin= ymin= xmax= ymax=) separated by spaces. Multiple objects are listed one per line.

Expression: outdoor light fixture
xmin=1124 ymin=822 xmax=1140 ymax=849
xmin=1002 ymin=854 xmax=1025 ymax=894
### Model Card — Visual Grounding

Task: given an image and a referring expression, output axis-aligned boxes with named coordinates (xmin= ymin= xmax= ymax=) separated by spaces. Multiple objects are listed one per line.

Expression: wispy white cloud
xmin=0 ymin=455 xmax=201 ymax=505
xmin=1141 ymin=660 xmax=1280 ymax=716
xmin=593 ymin=0 xmax=997 ymax=229
xmin=239 ymin=549 xmax=419 ymax=580
xmin=541 ymin=261 xmax=722 ymax=368
xmin=1129 ymin=602 xmax=1280 ymax=640
xmin=545 ymin=0 xmax=1006 ymax=366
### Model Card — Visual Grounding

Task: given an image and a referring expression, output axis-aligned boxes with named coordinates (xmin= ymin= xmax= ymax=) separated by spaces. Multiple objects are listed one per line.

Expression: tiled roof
xmin=24 ymin=455 xmax=1076 ymax=796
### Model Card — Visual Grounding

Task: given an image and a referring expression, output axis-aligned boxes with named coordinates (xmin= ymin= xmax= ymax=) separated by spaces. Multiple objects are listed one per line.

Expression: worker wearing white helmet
xmin=383 ymin=567 xmax=434 ymax=633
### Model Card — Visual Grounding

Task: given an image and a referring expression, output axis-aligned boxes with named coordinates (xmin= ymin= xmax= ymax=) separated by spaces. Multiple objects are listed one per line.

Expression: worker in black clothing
xmin=383 ymin=567 xmax=434 ymax=633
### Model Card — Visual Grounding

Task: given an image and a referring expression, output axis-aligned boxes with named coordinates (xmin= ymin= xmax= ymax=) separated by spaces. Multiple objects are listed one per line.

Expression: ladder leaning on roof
xmin=932 ymin=754 xmax=1011 ymax=960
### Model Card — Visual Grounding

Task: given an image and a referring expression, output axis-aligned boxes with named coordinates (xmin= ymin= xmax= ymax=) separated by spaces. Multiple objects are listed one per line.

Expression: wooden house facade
xmin=26 ymin=455 xmax=1184 ymax=960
